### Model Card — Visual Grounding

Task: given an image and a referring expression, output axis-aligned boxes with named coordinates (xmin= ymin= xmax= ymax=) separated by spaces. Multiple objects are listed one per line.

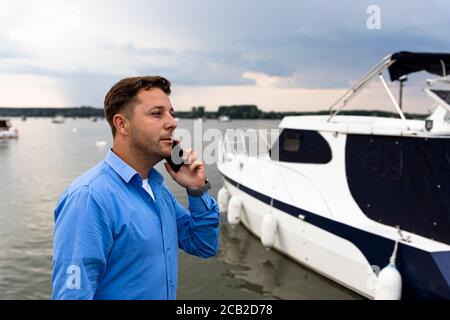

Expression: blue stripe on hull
xmin=222 ymin=174 xmax=450 ymax=299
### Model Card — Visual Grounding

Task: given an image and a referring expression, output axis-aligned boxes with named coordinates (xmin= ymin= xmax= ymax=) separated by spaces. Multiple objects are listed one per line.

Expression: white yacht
xmin=0 ymin=119 xmax=18 ymax=139
xmin=217 ymin=52 xmax=450 ymax=299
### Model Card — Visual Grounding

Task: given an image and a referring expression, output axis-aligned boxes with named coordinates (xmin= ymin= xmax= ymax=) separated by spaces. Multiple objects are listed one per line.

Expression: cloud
xmin=0 ymin=35 xmax=28 ymax=59
xmin=0 ymin=0 xmax=449 ymax=111
xmin=0 ymin=73 xmax=68 ymax=107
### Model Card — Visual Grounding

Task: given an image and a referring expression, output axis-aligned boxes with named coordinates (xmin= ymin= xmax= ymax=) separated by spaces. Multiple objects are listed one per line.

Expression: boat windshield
xmin=0 ymin=120 xmax=11 ymax=129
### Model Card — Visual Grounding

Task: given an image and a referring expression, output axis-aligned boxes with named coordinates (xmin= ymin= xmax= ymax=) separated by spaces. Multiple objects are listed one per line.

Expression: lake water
xmin=0 ymin=117 xmax=359 ymax=300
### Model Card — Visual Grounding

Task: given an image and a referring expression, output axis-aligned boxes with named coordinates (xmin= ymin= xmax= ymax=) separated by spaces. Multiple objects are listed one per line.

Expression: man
xmin=52 ymin=76 xmax=220 ymax=299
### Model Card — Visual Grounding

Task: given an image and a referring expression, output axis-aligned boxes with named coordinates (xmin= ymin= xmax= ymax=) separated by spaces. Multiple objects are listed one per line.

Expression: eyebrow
xmin=147 ymin=105 xmax=174 ymax=113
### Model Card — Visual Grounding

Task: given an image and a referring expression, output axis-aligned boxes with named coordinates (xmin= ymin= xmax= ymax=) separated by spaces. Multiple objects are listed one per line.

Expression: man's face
xmin=127 ymin=88 xmax=177 ymax=160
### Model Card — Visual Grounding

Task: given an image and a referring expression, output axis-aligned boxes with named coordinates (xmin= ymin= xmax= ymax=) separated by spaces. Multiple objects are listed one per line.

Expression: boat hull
xmin=221 ymin=174 xmax=450 ymax=299
xmin=0 ymin=129 xmax=18 ymax=139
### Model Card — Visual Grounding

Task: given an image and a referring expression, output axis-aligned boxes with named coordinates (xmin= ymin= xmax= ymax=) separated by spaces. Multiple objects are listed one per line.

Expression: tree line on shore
xmin=0 ymin=105 xmax=427 ymax=120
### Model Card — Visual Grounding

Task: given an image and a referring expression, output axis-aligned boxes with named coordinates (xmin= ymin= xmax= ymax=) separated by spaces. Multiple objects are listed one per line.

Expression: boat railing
xmin=222 ymin=128 xmax=277 ymax=158
xmin=220 ymin=130 xmax=333 ymax=217
xmin=327 ymin=54 xmax=395 ymax=121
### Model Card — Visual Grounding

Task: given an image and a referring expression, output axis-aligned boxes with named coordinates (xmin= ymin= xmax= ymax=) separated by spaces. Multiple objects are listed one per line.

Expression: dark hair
xmin=104 ymin=76 xmax=171 ymax=136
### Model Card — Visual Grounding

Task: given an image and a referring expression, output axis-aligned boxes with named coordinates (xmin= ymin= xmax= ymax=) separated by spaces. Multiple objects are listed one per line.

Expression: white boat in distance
xmin=52 ymin=115 xmax=65 ymax=124
xmin=218 ymin=115 xmax=231 ymax=122
xmin=217 ymin=52 xmax=450 ymax=299
xmin=0 ymin=119 xmax=18 ymax=139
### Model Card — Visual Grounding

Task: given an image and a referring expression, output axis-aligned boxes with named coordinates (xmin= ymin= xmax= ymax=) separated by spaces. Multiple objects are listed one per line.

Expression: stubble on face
xmin=126 ymin=89 xmax=174 ymax=164
xmin=129 ymin=124 xmax=160 ymax=160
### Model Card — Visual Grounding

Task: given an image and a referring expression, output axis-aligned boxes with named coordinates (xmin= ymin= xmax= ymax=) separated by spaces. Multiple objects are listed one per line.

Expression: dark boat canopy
xmin=388 ymin=51 xmax=450 ymax=81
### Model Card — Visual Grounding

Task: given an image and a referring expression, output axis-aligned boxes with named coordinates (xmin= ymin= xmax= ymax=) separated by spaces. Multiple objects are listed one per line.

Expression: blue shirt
xmin=51 ymin=150 xmax=220 ymax=300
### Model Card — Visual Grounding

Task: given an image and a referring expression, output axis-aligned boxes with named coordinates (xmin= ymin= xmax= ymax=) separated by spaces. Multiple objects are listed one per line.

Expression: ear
xmin=112 ymin=114 xmax=129 ymax=136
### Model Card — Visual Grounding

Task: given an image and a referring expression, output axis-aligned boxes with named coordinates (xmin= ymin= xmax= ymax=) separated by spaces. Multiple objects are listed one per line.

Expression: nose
xmin=164 ymin=113 xmax=177 ymax=130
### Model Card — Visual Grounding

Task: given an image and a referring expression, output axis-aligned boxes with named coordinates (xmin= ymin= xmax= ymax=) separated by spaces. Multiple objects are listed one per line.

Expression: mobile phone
xmin=165 ymin=140 xmax=184 ymax=172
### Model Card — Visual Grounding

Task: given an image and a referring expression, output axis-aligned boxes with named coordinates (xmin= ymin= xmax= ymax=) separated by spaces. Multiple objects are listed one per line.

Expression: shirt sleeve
xmin=51 ymin=186 xmax=113 ymax=300
xmin=170 ymin=190 xmax=220 ymax=258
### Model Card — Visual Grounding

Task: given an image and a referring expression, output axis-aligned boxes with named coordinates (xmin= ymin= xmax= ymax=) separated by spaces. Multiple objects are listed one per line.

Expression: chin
xmin=160 ymin=146 xmax=172 ymax=158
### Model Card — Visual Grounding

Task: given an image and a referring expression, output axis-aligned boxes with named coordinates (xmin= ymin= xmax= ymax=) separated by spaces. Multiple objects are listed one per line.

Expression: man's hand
xmin=164 ymin=148 xmax=206 ymax=189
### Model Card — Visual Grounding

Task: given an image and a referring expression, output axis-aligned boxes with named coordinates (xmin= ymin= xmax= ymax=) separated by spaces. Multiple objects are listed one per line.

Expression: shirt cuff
xmin=187 ymin=192 xmax=213 ymax=212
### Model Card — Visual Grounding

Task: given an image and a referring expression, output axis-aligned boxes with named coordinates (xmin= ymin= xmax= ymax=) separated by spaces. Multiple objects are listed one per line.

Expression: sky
xmin=0 ymin=0 xmax=449 ymax=113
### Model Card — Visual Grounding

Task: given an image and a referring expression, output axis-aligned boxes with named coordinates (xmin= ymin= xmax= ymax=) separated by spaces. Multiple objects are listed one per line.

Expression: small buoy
xmin=374 ymin=263 xmax=402 ymax=300
xmin=217 ymin=187 xmax=230 ymax=213
xmin=261 ymin=213 xmax=278 ymax=249
xmin=227 ymin=196 xmax=241 ymax=226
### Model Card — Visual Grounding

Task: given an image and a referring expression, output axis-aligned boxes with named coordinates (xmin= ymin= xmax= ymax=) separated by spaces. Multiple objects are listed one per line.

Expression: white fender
xmin=374 ymin=263 xmax=402 ymax=300
xmin=227 ymin=196 xmax=241 ymax=226
xmin=261 ymin=213 xmax=278 ymax=249
xmin=217 ymin=187 xmax=230 ymax=213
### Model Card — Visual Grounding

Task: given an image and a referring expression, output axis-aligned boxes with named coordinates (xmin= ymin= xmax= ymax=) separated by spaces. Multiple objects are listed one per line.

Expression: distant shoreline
xmin=0 ymin=106 xmax=428 ymax=120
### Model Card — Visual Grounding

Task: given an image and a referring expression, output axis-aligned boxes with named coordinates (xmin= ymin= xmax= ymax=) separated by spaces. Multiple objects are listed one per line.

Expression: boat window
xmin=283 ymin=131 xmax=301 ymax=152
xmin=270 ymin=129 xmax=332 ymax=164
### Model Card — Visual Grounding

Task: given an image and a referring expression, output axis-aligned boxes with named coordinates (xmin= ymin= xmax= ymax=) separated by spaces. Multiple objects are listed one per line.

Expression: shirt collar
xmin=105 ymin=149 xmax=164 ymax=185
xmin=148 ymin=167 xmax=164 ymax=185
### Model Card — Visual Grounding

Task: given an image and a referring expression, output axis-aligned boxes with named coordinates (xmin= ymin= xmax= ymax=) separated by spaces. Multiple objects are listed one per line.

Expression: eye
xmin=152 ymin=111 xmax=162 ymax=117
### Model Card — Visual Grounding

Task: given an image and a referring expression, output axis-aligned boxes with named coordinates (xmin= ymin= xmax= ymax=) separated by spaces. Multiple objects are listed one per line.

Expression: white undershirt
xmin=142 ymin=179 xmax=155 ymax=201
